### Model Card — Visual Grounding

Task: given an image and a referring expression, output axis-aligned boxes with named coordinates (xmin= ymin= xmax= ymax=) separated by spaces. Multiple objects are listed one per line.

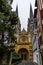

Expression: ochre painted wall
xmin=13 ymin=29 xmax=33 ymax=61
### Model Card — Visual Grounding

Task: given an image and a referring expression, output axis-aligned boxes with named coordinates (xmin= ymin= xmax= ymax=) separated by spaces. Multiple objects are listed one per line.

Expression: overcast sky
xmin=11 ymin=0 xmax=35 ymax=31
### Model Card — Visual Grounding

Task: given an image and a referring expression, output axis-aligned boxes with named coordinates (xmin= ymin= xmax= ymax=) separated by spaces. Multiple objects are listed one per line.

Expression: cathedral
xmin=14 ymin=4 xmax=33 ymax=61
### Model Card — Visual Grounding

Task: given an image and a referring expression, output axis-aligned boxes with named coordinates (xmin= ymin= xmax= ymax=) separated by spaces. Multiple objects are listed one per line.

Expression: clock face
xmin=22 ymin=36 xmax=26 ymax=42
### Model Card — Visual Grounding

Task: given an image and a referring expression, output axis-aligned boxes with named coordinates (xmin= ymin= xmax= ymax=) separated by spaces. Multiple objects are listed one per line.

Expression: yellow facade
xmin=14 ymin=29 xmax=33 ymax=61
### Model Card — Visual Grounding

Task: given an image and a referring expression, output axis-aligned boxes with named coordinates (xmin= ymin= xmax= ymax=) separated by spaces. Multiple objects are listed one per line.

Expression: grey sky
xmin=11 ymin=0 xmax=35 ymax=30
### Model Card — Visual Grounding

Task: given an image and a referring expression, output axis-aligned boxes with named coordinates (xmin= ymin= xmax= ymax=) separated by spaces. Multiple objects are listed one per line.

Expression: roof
xmin=20 ymin=28 xmax=28 ymax=35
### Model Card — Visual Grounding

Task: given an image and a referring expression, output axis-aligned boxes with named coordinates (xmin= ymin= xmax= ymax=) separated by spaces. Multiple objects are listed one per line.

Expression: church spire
xmin=16 ymin=5 xmax=18 ymax=17
xmin=30 ymin=3 xmax=33 ymax=19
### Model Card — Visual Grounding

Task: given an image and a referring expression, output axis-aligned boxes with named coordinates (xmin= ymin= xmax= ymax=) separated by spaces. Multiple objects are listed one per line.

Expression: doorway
xmin=18 ymin=48 xmax=28 ymax=61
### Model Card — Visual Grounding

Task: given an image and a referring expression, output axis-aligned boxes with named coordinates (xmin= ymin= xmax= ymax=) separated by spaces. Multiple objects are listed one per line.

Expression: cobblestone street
xmin=18 ymin=61 xmax=38 ymax=65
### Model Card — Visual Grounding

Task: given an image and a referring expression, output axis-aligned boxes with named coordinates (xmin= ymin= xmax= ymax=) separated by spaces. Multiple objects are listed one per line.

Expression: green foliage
xmin=10 ymin=12 xmax=18 ymax=25
xmin=0 ymin=0 xmax=19 ymax=44
xmin=12 ymin=52 xmax=21 ymax=60
xmin=0 ymin=0 xmax=19 ymax=46
xmin=0 ymin=0 xmax=11 ymax=22
xmin=0 ymin=46 xmax=8 ymax=51
xmin=0 ymin=0 xmax=6 ymax=5
xmin=0 ymin=0 xmax=18 ymax=59
xmin=2 ymin=5 xmax=10 ymax=16
xmin=12 ymin=52 xmax=21 ymax=64
xmin=0 ymin=12 xmax=7 ymax=20
xmin=7 ymin=25 xmax=15 ymax=43
xmin=0 ymin=22 xmax=6 ymax=33
xmin=0 ymin=0 xmax=19 ymax=64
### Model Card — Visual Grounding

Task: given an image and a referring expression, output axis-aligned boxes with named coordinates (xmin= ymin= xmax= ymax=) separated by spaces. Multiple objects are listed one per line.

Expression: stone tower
xmin=30 ymin=4 xmax=33 ymax=20
xmin=13 ymin=4 xmax=33 ymax=62
xmin=14 ymin=28 xmax=33 ymax=61
xmin=27 ymin=4 xmax=34 ymax=34
xmin=16 ymin=5 xmax=18 ymax=17
xmin=15 ymin=5 xmax=21 ymax=43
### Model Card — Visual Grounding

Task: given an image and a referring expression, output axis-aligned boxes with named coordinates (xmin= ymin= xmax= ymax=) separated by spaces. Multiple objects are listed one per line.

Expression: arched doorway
xmin=18 ymin=48 xmax=29 ymax=61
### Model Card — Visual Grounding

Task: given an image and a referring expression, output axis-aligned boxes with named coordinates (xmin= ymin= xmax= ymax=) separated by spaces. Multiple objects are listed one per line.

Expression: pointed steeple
xmin=16 ymin=5 xmax=18 ymax=16
xmin=30 ymin=3 xmax=33 ymax=19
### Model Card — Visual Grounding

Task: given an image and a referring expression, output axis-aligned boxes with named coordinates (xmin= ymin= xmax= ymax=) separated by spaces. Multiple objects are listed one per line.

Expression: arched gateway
xmin=14 ymin=29 xmax=33 ymax=61
xmin=18 ymin=48 xmax=29 ymax=60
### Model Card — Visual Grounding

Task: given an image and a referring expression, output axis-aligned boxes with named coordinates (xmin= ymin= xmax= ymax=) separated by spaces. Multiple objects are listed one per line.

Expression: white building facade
xmin=32 ymin=18 xmax=42 ymax=65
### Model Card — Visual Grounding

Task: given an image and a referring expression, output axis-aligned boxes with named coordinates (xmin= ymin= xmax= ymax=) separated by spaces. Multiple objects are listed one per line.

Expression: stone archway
xmin=18 ymin=48 xmax=29 ymax=61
